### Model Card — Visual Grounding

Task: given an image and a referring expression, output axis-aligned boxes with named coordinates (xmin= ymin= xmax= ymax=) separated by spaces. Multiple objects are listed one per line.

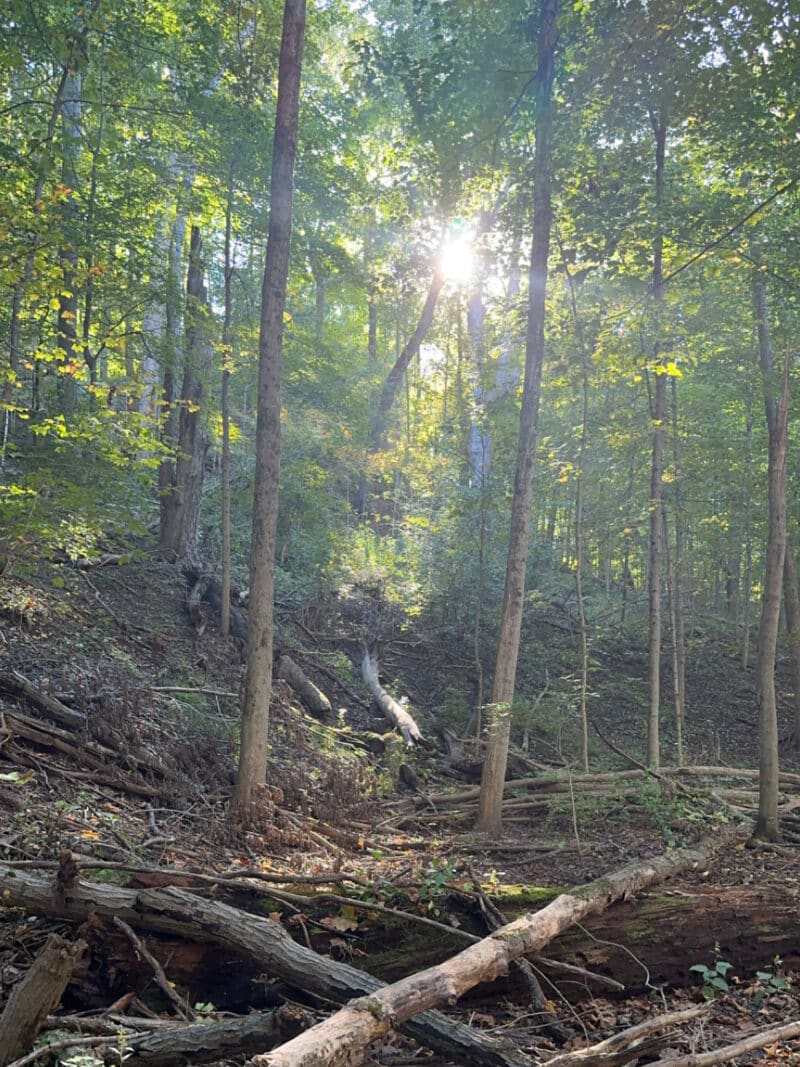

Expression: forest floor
xmin=0 ymin=557 xmax=799 ymax=1066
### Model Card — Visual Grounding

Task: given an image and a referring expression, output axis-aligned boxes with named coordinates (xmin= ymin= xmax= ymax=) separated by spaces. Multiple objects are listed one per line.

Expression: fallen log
xmin=276 ymin=655 xmax=332 ymax=718
xmin=361 ymin=651 xmax=422 ymax=744
xmin=246 ymin=824 xmax=748 ymax=1067
xmin=104 ymin=1005 xmax=314 ymax=1067
xmin=0 ymin=934 xmax=86 ymax=1067
xmin=0 ymin=670 xmax=86 ymax=729
xmin=0 ymin=859 xmax=534 ymax=1067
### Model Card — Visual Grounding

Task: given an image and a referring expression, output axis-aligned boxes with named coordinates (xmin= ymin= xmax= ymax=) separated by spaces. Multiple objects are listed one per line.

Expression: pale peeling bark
xmin=361 ymin=651 xmax=422 ymax=744
xmin=233 ymin=0 xmax=306 ymax=817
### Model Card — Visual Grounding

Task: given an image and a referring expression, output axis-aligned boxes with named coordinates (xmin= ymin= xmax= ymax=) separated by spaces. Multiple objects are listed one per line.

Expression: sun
xmin=438 ymin=231 xmax=475 ymax=288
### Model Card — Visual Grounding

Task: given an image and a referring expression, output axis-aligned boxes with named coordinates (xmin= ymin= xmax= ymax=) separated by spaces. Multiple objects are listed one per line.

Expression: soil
xmin=0 ymin=556 xmax=798 ymax=1066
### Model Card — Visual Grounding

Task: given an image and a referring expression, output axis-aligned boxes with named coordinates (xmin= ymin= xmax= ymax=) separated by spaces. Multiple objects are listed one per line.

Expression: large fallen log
xmin=0 ymin=858 xmax=533 ymax=1067
xmin=276 ymin=655 xmax=332 ymax=718
xmin=246 ymin=824 xmax=748 ymax=1067
xmin=361 ymin=651 xmax=422 ymax=744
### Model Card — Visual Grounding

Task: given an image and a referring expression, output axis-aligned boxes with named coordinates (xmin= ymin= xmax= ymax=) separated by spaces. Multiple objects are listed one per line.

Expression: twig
xmin=648 ymin=1017 xmax=800 ymax=1067
xmin=6 ymin=1035 xmax=111 ymax=1067
xmin=112 ymin=917 xmax=193 ymax=1021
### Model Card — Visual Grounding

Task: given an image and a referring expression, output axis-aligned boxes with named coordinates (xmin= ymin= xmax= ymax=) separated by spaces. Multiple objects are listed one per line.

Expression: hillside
xmin=0 ymin=557 xmax=798 ymax=1067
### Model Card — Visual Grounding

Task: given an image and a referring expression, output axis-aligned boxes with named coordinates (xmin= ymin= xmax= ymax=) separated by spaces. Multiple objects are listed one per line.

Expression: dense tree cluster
xmin=2 ymin=0 xmax=799 ymax=834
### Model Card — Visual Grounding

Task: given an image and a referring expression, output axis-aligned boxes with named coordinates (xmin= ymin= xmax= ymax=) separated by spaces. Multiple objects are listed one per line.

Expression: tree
xmin=753 ymin=263 xmax=788 ymax=842
xmin=232 ymin=0 xmax=307 ymax=819
xmin=158 ymin=226 xmax=212 ymax=559
xmin=477 ymin=0 xmax=558 ymax=835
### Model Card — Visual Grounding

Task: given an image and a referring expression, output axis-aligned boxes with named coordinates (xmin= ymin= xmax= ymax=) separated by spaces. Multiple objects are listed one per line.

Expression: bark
xmin=104 ymin=1006 xmax=313 ymax=1067
xmin=647 ymin=109 xmax=667 ymax=770
xmin=361 ymin=651 xmax=422 ymax=744
xmin=478 ymin=0 xmax=557 ymax=833
xmin=783 ymin=535 xmax=800 ymax=748
xmin=0 ymin=934 xmax=86 ymax=1067
xmin=55 ymin=68 xmax=82 ymax=416
xmin=0 ymin=860 xmax=535 ymax=1067
xmin=159 ymin=227 xmax=211 ymax=558
xmin=753 ymin=269 xmax=789 ymax=841
xmin=221 ymin=162 xmax=235 ymax=637
xmin=233 ymin=0 xmax=306 ymax=818
xmin=277 ymin=654 xmax=332 ymax=717
xmin=741 ymin=388 xmax=754 ymax=668
xmin=248 ymin=827 xmax=744 ymax=1067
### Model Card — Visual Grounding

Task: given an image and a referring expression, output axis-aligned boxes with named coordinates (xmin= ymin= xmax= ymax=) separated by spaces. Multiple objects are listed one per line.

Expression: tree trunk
xmin=233 ymin=0 xmax=306 ymax=819
xmin=753 ymin=267 xmax=789 ymax=841
xmin=646 ymin=109 xmax=667 ymax=770
xmin=477 ymin=0 xmax=558 ymax=834
xmin=783 ymin=535 xmax=800 ymax=748
xmin=56 ymin=68 xmax=83 ymax=416
xmin=158 ymin=227 xmax=210 ymax=558
xmin=220 ymin=163 xmax=235 ymax=637
xmin=371 ymin=271 xmax=445 ymax=450
xmin=741 ymin=388 xmax=754 ymax=668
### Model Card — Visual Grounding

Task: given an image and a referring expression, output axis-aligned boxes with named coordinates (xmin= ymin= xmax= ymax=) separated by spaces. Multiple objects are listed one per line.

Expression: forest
xmin=1 ymin=0 xmax=800 ymax=1064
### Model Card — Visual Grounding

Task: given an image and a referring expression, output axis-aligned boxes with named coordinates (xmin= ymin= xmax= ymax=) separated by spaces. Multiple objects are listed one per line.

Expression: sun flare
xmin=438 ymin=232 xmax=475 ymax=287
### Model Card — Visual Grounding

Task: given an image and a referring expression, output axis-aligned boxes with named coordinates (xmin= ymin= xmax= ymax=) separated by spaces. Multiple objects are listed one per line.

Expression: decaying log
xmin=104 ymin=1005 xmax=314 ymax=1067
xmin=277 ymin=655 xmax=332 ymax=718
xmin=245 ymin=824 xmax=747 ymax=1067
xmin=361 ymin=651 xmax=422 ymax=745
xmin=0 ymin=934 xmax=86 ymax=1067
xmin=0 ymin=670 xmax=86 ymax=728
xmin=0 ymin=858 xmax=534 ymax=1067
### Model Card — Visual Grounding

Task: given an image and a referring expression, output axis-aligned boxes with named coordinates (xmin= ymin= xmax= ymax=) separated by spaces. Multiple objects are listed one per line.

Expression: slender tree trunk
xmin=646 ymin=109 xmax=667 ymax=770
xmin=233 ymin=0 xmax=306 ymax=819
xmin=477 ymin=0 xmax=558 ymax=834
xmin=220 ymin=163 xmax=235 ymax=637
xmin=371 ymin=271 xmax=445 ymax=450
xmin=668 ymin=378 xmax=686 ymax=764
xmin=158 ymin=227 xmax=211 ymax=558
xmin=742 ymin=389 xmax=754 ymax=669
xmin=783 ymin=535 xmax=800 ymax=749
xmin=753 ymin=269 xmax=788 ymax=842
xmin=56 ymin=69 xmax=82 ymax=415
xmin=81 ymin=102 xmax=106 ymax=387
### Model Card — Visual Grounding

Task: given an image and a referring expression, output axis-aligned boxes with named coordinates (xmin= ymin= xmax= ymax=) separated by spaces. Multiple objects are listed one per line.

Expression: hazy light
xmin=439 ymin=232 xmax=475 ymax=287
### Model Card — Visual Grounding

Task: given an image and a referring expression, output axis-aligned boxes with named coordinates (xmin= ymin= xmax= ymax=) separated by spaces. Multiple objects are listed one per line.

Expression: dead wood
xmin=466 ymin=863 xmax=568 ymax=1045
xmin=542 ymin=1005 xmax=709 ymax=1067
xmin=113 ymin=916 xmax=193 ymax=1020
xmin=277 ymin=655 xmax=332 ymax=717
xmin=0 ymin=857 xmax=535 ymax=1067
xmin=0 ymin=934 xmax=87 ymax=1067
xmin=104 ymin=1005 xmax=314 ymax=1067
xmin=0 ymin=670 xmax=86 ymax=728
xmin=245 ymin=824 xmax=746 ymax=1067
xmin=648 ymin=1018 xmax=800 ymax=1067
xmin=361 ymin=651 xmax=422 ymax=745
